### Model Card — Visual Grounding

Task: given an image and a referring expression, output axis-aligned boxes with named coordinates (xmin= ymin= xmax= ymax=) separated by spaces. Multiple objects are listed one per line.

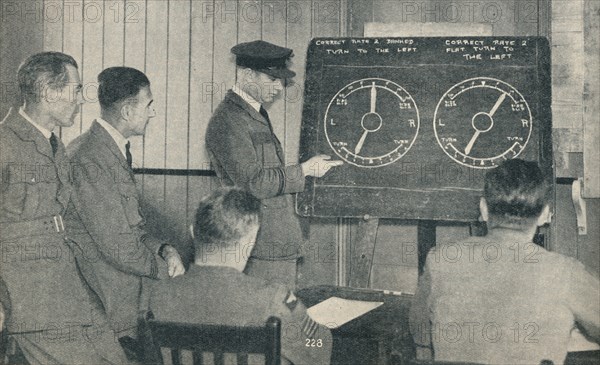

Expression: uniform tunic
xmin=0 ymin=109 xmax=129 ymax=364
xmin=150 ymin=264 xmax=333 ymax=365
xmin=205 ymin=90 xmax=305 ymax=262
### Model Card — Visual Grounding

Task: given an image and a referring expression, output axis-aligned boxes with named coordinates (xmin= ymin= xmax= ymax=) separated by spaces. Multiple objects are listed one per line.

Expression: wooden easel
xmin=348 ymin=217 xmax=440 ymax=287
xmin=347 ymin=218 xmax=492 ymax=287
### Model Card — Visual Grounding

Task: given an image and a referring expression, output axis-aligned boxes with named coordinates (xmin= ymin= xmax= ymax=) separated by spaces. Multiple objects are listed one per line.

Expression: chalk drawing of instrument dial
xmin=434 ymin=77 xmax=533 ymax=169
xmin=324 ymin=78 xmax=420 ymax=168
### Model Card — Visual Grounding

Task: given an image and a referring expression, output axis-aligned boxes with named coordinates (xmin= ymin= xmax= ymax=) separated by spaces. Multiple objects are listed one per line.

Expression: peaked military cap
xmin=231 ymin=40 xmax=296 ymax=79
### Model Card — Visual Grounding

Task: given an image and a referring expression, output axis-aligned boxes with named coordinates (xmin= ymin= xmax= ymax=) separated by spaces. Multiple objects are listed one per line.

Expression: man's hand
xmin=161 ymin=245 xmax=186 ymax=278
xmin=301 ymin=155 xmax=343 ymax=178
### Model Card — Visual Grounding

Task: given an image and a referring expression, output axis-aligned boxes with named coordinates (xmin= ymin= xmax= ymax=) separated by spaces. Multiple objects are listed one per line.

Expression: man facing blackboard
xmin=205 ymin=40 xmax=342 ymax=289
xmin=409 ymin=159 xmax=600 ymax=364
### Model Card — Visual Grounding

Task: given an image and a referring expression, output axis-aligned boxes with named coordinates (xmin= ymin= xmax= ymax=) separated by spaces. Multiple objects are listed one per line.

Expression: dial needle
xmin=370 ymin=82 xmax=377 ymax=113
xmin=489 ymin=92 xmax=506 ymax=117
xmin=465 ymin=93 xmax=507 ymax=155
xmin=355 ymin=130 xmax=369 ymax=154
xmin=464 ymin=130 xmax=480 ymax=156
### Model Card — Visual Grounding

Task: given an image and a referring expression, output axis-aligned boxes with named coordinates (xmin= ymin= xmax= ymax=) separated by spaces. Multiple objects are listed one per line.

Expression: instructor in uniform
xmin=205 ymin=40 xmax=342 ymax=288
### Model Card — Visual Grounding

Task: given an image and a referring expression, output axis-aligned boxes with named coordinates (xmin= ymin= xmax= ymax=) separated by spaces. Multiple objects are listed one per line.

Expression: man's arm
xmin=70 ymin=155 xmax=161 ymax=278
xmin=565 ymin=258 xmax=600 ymax=342
xmin=409 ymin=256 xmax=434 ymax=360
xmin=206 ymin=115 xmax=305 ymax=199
xmin=270 ymin=288 xmax=333 ymax=365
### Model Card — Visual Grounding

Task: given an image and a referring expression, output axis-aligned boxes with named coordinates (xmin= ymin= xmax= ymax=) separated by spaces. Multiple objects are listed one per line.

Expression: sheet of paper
xmin=307 ymin=297 xmax=384 ymax=329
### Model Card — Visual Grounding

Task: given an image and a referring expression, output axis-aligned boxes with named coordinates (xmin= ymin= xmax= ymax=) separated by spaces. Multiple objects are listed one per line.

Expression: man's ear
xmin=536 ymin=205 xmax=551 ymax=227
xmin=479 ymin=197 xmax=489 ymax=222
xmin=238 ymin=67 xmax=254 ymax=82
xmin=189 ymin=224 xmax=195 ymax=239
xmin=119 ymin=102 xmax=131 ymax=121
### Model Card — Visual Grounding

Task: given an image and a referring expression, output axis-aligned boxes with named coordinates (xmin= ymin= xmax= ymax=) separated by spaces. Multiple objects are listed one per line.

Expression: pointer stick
xmin=355 ymin=130 xmax=369 ymax=154
xmin=370 ymin=82 xmax=377 ymax=113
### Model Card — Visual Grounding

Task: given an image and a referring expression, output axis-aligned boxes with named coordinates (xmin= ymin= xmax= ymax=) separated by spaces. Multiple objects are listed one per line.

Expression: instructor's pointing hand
xmin=301 ymin=155 xmax=344 ymax=178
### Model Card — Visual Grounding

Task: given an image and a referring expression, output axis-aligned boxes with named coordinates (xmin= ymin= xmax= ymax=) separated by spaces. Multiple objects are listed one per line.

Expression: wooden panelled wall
xmin=33 ymin=0 xmax=346 ymax=283
xmin=3 ymin=0 xmax=597 ymax=290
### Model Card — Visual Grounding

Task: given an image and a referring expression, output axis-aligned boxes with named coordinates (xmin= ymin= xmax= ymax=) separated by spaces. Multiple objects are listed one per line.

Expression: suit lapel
xmin=89 ymin=121 xmax=135 ymax=181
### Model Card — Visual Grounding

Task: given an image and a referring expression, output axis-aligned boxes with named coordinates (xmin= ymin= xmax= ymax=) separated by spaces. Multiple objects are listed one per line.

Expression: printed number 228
xmin=305 ymin=339 xmax=323 ymax=347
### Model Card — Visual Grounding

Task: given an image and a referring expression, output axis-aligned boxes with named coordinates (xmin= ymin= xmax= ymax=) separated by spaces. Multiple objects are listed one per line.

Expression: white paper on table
xmin=306 ymin=297 xmax=384 ymax=329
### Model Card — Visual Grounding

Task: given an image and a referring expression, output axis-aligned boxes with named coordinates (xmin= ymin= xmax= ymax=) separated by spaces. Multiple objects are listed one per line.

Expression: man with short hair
xmin=0 ymin=52 xmax=130 ymax=364
xmin=150 ymin=188 xmax=333 ymax=365
xmin=205 ymin=40 xmax=342 ymax=289
xmin=68 ymin=66 xmax=185 ymax=338
xmin=409 ymin=159 xmax=600 ymax=364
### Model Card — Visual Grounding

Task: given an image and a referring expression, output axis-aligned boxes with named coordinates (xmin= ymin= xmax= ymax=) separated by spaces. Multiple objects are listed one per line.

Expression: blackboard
xmin=296 ymin=37 xmax=552 ymax=220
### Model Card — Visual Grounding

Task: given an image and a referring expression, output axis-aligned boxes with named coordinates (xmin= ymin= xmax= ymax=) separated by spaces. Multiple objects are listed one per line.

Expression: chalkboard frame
xmin=297 ymin=37 xmax=552 ymax=221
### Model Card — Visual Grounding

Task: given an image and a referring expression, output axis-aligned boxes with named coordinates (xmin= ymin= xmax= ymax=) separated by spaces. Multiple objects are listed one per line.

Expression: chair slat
xmin=138 ymin=311 xmax=281 ymax=365
xmin=171 ymin=349 xmax=182 ymax=365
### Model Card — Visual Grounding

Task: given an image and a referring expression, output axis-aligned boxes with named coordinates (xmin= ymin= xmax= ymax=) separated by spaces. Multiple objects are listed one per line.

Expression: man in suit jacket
xmin=150 ymin=188 xmax=333 ymax=365
xmin=0 ymin=52 xmax=130 ymax=364
xmin=205 ymin=40 xmax=342 ymax=289
xmin=68 ymin=67 xmax=185 ymax=338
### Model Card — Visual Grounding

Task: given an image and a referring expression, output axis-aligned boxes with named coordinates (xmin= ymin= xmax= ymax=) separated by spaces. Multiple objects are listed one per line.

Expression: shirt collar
xmin=95 ymin=118 xmax=129 ymax=157
xmin=19 ymin=107 xmax=53 ymax=139
xmin=232 ymin=83 xmax=261 ymax=112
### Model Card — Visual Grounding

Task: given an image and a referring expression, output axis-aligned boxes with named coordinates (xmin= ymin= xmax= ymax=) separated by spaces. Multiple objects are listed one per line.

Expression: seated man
xmin=409 ymin=159 xmax=600 ymax=364
xmin=150 ymin=188 xmax=332 ymax=364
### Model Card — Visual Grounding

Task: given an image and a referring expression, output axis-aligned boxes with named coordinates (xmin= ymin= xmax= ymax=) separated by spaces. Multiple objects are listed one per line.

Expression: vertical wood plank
xmin=0 ymin=0 xmax=44 ymax=116
xmin=237 ymin=0 xmax=262 ymax=43
xmin=103 ymin=0 xmax=125 ymax=67
xmin=165 ymin=0 xmax=190 ymax=170
xmin=583 ymin=0 xmax=600 ymax=197
xmin=143 ymin=0 xmax=168 ymax=206
xmin=61 ymin=0 xmax=84 ymax=144
xmin=189 ymin=0 xmax=215 ymax=170
xmin=512 ymin=0 xmax=540 ymax=36
xmin=43 ymin=0 xmax=64 ymax=52
xmin=312 ymin=0 xmax=342 ymax=38
xmin=349 ymin=0 xmax=373 ymax=37
xmin=124 ymin=0 xmax=147 ymax=166
xmin=262 ymin=0 xmax=287 ymax=147
xmin=285 ymin=0 xmax=312 ymax=164
xmin=80 ymin=0 xmax=104 ymax=135
xmin=489 ymin=0 xmax=516 ymax=36
xmin=212 ymin=0 xmax=238 ymax=110
xmin=164 ymin=0 xmax=192 ymax=232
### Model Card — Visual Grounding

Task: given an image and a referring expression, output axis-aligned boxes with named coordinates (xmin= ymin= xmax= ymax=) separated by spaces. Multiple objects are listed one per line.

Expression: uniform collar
xmin=95 ymin=117 xmax=129 ymax=158
xmin=232 ymin=83 xmax=261 ymax=112
xmin=19 ymin=107 xmax=54 ymax=139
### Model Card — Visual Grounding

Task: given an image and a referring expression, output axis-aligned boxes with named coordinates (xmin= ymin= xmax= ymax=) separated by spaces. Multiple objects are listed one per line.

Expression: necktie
xmin=259 ymin=106 xmax=271 ymax=124
xmin=49 ymin=132 xmax=58 ymax=156
xmin=125 ymin=141 xmax=133 ymax=168
xmin=259 ymin=106 xmax=283 ymax=160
